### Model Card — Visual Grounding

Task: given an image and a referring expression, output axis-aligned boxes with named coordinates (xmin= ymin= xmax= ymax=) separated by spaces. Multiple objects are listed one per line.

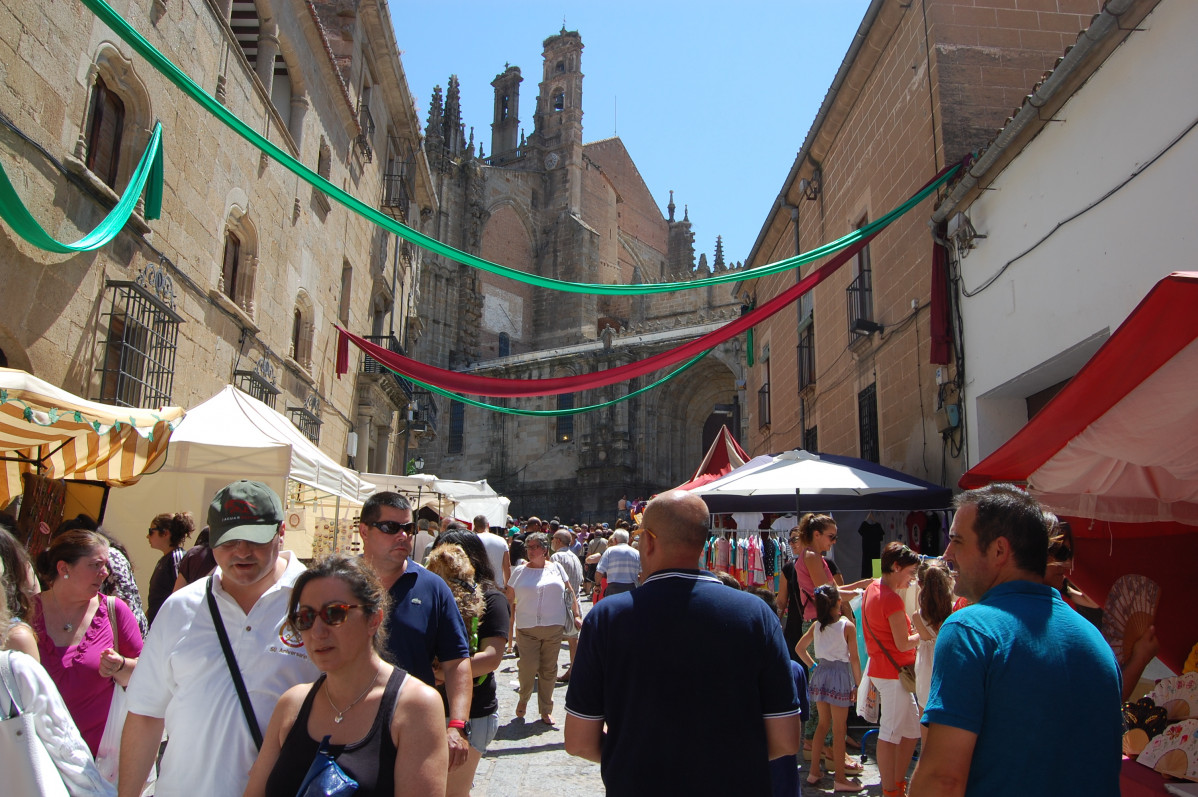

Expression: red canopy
xmin=960 ymin=272 xmax=1198 ymax=672
xmin=675 ymin=426 xmax=749 ymax=492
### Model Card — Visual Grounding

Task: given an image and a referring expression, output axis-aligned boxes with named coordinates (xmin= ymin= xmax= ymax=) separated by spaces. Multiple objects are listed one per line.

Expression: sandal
xmin=824 ymin=754 xmax=864 ymax=774
xmin=834 ymin=780 xmax=866 ymax=793
xmin=805 ymin=773 xmax=824 ymax=786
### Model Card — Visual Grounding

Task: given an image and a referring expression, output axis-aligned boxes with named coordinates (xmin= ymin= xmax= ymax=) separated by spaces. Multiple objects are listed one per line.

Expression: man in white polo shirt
xmin=474 ymin=513 xmax=511 ymax=588
xmin=118 ymin=480 xmax=318 ymax=797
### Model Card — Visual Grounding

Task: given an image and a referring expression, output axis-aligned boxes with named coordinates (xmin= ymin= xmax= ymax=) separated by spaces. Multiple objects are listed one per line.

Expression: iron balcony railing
xmin=847 ymin=269 xmax=875 ymax=338
xmin=362 ymin=335 xmax=413 ymax=400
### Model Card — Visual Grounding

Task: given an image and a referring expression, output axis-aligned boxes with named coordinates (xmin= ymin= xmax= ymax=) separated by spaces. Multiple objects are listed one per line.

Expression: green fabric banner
xmin=77 ymin=0 xmax=956 ymax=295
xmin=0 ymin=122 xmax=163 ymax=253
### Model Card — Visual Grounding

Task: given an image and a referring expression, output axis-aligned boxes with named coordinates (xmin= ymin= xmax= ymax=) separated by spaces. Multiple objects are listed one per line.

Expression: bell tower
xmin=490 ymin=64 xmax=522 ymax=165
xmin=533 ymin=28 xmax=584 ymax=214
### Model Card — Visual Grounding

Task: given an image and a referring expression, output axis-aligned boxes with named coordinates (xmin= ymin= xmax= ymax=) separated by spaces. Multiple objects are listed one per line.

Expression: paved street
xmin=467 ymin=597 xmax=899 ymax=796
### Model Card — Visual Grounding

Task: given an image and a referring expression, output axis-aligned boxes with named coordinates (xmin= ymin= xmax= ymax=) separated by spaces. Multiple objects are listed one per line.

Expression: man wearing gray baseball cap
xmin=118 ymin=480 xmax=318 ymax=797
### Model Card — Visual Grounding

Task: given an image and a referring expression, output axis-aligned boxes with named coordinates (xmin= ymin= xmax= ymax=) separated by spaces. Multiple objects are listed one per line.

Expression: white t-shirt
xmin=413 ymin=530 xmax=435 ymax=564
xmin=508 ymin=563 xmax=568 ymax=630
xmin=125 ymin=551 xmax=319 ymax=797
xmin=477 ymin=531 xmax=509 ymax=588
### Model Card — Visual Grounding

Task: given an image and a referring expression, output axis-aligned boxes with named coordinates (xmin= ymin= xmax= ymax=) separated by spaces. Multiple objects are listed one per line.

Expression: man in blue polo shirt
xmin=909 ymin=485 xmax=1122 ymax=796
xmin=360 ymin=491 xmax=473 ymax=770
xmin=564 ymin=490 xmax=801 ymax=795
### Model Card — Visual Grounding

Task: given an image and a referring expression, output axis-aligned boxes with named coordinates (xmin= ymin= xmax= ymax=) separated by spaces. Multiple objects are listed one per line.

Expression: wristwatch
xmin=448 ymin=718 xmax=472 ymax=736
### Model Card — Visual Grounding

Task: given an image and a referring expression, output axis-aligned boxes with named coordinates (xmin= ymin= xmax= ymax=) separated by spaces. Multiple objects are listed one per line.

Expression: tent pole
xmin=795 ymin=488 xmax=801 ymax=516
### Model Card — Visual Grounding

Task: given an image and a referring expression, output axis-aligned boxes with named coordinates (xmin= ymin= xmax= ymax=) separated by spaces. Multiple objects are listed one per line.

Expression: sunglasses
xmin=371 ymin=520 xmax=416 ymax=536
xmin=289 ymin=602 xmax=366 ymax=631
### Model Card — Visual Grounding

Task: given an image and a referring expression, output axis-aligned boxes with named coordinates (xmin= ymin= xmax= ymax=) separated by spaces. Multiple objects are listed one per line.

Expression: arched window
xmin=552 ymin=91 xmax=565 ymax=112
xmin=85 ymin=75 xmax=124 ymax=189
xmin=220 ymin=209 xmax=258 ymax=316
xmin=291 ymin=291 xmax=315 ymax=369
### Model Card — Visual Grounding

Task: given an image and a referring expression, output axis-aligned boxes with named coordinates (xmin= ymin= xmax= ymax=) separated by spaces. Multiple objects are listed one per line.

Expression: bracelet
xmin=116 ymin=655 xmax=126 ymax=672
xmin=447 ymin=719 xmax=467 ymax=730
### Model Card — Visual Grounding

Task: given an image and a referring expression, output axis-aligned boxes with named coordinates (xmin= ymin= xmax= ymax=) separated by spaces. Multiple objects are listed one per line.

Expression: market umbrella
xmin=688 ymin=449 xmax=952 ymax=513
xmin=675 ymin=426 xmax=750 ymax=491
xmin=0 ymin=367 xmax=184 ymax=503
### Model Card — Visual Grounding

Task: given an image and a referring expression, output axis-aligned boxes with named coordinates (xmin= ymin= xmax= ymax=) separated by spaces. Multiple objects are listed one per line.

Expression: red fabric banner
xmin=338 ymin=236 xmax=870 ymax=397
xmin=930 ymin=240 xmax=951 ymax=365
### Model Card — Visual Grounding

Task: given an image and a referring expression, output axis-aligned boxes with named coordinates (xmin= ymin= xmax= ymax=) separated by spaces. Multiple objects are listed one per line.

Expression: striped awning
xmin=0 ymin=368 xmax=184 ymax=504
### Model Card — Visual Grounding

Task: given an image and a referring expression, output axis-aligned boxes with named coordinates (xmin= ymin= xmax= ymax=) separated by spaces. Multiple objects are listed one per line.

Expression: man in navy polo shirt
xmin=564 ymin=490 xmax=801 ymax=795
xmin=909 ymin=485 xmax=1121 ymax=796
xmin=360 ymin=491 xmax=473 ymax=771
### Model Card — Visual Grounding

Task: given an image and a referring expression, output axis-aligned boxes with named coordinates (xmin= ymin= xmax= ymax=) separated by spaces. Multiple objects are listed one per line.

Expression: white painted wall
xmin=954 ymin=0 xmax=1198 ymax=463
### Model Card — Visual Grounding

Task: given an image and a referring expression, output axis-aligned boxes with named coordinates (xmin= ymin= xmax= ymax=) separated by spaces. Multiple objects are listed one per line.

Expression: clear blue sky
xmin=395 ymin=1 xmax=872 ymax=268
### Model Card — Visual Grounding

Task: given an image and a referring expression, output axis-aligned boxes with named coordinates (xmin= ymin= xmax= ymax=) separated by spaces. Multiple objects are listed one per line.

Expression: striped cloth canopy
xmin=0 ymin=368 xmax=184 ymax=504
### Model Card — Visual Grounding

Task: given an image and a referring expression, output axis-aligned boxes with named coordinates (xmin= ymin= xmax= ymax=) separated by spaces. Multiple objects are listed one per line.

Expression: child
xmin=796 ymin=583 xmax=864 ymax=793
xmin=912 ymin=559 xmax=954 ymax=715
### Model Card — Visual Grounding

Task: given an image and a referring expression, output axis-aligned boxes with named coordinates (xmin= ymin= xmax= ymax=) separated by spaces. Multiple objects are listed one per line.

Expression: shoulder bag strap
xmin=206 ymin=576 xmax=263 ymax=750
xmin=0 ymin=650 xmax=22 ymax=718
xmin=106 ymin=595 xmax=119 ymax=656
xmin=862 ymin=584 xmax=906 ymax=674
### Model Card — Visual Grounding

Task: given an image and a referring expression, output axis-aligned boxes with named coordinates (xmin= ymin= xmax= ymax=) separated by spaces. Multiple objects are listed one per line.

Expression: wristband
xmin=117 ymin=655 xmax=126 ymax=672
xmin=448 ymin=719 xmax=467 ymax=730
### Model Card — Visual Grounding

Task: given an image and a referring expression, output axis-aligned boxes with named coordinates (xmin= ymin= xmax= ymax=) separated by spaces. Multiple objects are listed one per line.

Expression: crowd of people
xmin=0 ymin=481 xmax=1144 ymax=796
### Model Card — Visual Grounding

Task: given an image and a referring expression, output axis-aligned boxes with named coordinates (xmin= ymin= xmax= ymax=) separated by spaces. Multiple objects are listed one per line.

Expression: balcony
xmin=407 ymin=389 xmax=438 ymax=439
xmin=847 ymin=269 xmax=878 ymax=339
xmin=360 ymin=334 xmax=412 ymax=407
xmin=380 ymin=172 xmax=410 ymax=222
xmin=798 ymin=327 xmax=816 ymax=391
xmin=356 ymin=103 xmax=375 ymax=163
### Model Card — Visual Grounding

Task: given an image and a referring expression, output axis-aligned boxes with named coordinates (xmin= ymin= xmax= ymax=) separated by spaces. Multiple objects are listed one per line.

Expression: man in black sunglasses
xmin=359 ymin=491 xmax=473 ymax=771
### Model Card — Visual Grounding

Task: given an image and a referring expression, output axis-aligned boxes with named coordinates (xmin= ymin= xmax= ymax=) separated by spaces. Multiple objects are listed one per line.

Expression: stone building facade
xmin=741 ymin=0 xmax=1105 ymax=487
xmin=0 ymin=0 xmax=435 ymax=477
xmin=410 ymin=29 xmax=746 ymax=521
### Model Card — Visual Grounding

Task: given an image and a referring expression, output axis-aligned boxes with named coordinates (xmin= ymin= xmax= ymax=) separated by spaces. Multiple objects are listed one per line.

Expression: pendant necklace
xmin=326 ymin=671 xmax=379 ymax=724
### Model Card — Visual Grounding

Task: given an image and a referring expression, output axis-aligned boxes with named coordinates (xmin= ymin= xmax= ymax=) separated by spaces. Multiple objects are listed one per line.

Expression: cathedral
xmin=410 ymin=29 xmax=747 ymax=521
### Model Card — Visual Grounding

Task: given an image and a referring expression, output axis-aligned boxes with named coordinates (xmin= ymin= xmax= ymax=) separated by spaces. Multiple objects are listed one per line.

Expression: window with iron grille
xmin=287 ymin=392 xmax=322 ymax=445
xmin=803 ymin=425 xmax=818 ymax=454
xmin=556 ymin=394 xmax=574 ymax=442
xmin=858 ymin=382 xmax=879 ymax=463
xmin=758 ymin=354 xmax=771 ymax=428
xmin=97 ymin=265 xmax=182 ymax=408
xmin=447 ymin=400 xmax=465 ymax=454
xmin=798 ymin=325 xmax=815 ymax=391
xmin=847 ymin=215 xmax=874 ymax=338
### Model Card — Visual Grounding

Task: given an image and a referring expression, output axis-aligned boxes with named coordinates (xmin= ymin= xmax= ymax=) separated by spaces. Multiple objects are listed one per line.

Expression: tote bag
xmin=0 ymin=650 xmax=71 ymax=797
xmin=95 ymin=597 xmax=156 ymax=794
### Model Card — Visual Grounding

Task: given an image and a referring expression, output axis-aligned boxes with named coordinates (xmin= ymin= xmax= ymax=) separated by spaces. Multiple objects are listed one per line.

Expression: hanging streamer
xmin=76 ymin=0 xmax=957 ymax=295
xmin=400 ymin=349 xmax=714 ymax=417
xmin=0 ymin=122 xmax=163 ymax=253
xmin=340 ymin=234 xmax=870 ymax=397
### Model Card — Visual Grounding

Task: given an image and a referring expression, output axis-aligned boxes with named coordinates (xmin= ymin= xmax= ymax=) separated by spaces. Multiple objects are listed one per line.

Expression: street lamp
xmin=414 ymin=454 xmax=425 ymax=472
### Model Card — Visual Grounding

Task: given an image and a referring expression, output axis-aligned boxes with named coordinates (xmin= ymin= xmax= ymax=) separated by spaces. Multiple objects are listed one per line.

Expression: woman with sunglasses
xmin=243 ymin=555 xmax=447 ymax=797
xmin=505 ymin=531 xmax=575 ymax=724
xmin=145 ymin=511 xmax=194 ymax=625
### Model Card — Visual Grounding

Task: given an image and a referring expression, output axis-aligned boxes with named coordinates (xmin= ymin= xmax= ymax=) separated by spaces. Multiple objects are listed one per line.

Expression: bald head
xmin=642 ymin=490 xmax=710 ymax=552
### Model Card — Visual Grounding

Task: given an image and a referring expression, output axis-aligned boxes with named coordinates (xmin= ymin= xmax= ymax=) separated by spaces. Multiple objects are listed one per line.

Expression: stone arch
xmin=644 ymin=356 xmax=740 ymax=490
xmin=80 ymin=44 xmax=154 ymax=192
xmin=482 ymin=199 xmax=537 ymax=266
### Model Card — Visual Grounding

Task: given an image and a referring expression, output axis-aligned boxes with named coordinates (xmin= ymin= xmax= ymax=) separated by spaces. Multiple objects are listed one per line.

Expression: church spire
xmin=667 ymin=190 xmax=675 ymax=223
xmin=714 ymin=235 xmax=725 ymax=269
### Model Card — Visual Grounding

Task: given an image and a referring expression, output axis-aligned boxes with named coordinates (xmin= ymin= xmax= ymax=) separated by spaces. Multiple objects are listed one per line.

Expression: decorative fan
xmin=1137 ymin=719 xmax=1198 ymax=782
xmin=1186 ymin=643 xmax=1198 ymax=675
xmin=1150 ymin=673 xmax=1198 ymax=721
xmin=1102 ymin=574 xmax=1160 ymax=664
xmin=1124 ymin=698 xmax=1171 ymax=756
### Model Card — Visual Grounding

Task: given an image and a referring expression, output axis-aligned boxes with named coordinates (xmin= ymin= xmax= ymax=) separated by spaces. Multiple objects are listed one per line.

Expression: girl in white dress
xmin=912 ymin=559 xmax=954 ymax=733
xmin=796 ymin=584 xmax=864 ymax=793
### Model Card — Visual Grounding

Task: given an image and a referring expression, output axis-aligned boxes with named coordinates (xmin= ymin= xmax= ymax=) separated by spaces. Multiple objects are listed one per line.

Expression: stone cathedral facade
xmin=409 ymin=29 xmax=747 ymax=521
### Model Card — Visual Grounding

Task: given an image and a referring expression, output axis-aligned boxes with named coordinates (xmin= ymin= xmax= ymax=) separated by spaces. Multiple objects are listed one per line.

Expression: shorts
xmin=467 ymin=712 xmax=500 ymax=754
xmin=873 ymin=676 xmax=921 ymax=743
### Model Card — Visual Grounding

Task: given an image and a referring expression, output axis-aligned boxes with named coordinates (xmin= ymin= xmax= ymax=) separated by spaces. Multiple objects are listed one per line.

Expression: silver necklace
xmin=325 ymin=671 xmax=379 ymax=724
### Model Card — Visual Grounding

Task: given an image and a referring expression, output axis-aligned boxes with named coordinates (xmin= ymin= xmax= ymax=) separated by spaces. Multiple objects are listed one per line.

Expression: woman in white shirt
xmin=505 ymin=532 xmax=580 ymax=724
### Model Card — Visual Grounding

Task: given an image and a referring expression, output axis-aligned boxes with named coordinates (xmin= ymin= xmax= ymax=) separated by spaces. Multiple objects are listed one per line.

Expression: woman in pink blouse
xmin=32 ymin=529 xmax=143 ymax=755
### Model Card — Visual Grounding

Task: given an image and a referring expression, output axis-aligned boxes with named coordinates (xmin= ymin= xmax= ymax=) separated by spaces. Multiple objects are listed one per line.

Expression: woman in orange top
xmin=862 ymin=542 xmax=921 ymax=797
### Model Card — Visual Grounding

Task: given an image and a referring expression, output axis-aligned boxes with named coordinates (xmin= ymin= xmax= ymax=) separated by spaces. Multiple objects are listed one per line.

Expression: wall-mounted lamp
xmin=413 ymin=454 xmax=425 ymax=471
xmin=798 ymin=169 xmax=822 ymax=201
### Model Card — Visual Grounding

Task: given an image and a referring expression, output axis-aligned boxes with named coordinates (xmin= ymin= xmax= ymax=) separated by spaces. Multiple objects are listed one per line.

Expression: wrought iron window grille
xmin=96 ymin=261 xmax=183 ymax=408
xmin=235 ymin=355 xmax=280 ymax=409
xmin=287 ymin=391 xmax=322 ymax=444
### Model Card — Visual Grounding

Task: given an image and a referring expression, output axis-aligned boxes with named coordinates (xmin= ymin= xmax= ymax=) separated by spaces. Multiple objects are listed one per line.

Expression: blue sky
xmin=395 ymin=1 xmax=872 ymax=269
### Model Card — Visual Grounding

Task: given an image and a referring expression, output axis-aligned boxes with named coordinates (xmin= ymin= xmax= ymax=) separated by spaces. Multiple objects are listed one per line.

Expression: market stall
xmin=674 ymin=425 xmax=750 ymax=492
xmin=0 ymin=367 xmax=184 ymax=554
xmin=960 ymin=272 xmax=1198 ymax=793
xmin=360 ymin=472 xmax=511 ymax=529
xmin=103 ymin=385 xmax=373 ymax=584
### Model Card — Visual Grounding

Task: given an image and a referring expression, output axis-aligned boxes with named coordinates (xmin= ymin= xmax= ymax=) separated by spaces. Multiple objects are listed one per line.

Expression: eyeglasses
xmin=641 ymin=528 xmax=657 ymax=542
xmin=289 ymin=602 xmax=366 ymax=631
xmin=371 ymin=520 xmax=416 ymax=536
xmin=525 ymin=543 xmax=544 ymax=551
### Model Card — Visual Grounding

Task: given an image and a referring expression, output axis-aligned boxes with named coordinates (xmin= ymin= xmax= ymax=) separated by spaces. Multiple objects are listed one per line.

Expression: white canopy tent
xmin=105 ymin=386 xmax=374 ymax=585
xmin=360 ymin=472 xmax=511 ymax=529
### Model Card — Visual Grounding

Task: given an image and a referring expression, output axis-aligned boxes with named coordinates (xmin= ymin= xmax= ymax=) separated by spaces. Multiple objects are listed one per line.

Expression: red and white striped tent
xmin=676 ymin=425 xmax=750 ymax=492
xmin=0 ymin=367 xmax=183 ymax=504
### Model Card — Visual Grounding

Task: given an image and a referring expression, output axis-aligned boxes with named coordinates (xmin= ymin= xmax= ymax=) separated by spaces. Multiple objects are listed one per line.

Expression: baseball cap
xmin=208 ymin=480 xmax=284 ymax=547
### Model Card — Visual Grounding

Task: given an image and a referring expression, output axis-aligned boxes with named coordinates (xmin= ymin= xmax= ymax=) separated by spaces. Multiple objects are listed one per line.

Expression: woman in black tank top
xmin=243 ymin=555 xmax=448 ymax=797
